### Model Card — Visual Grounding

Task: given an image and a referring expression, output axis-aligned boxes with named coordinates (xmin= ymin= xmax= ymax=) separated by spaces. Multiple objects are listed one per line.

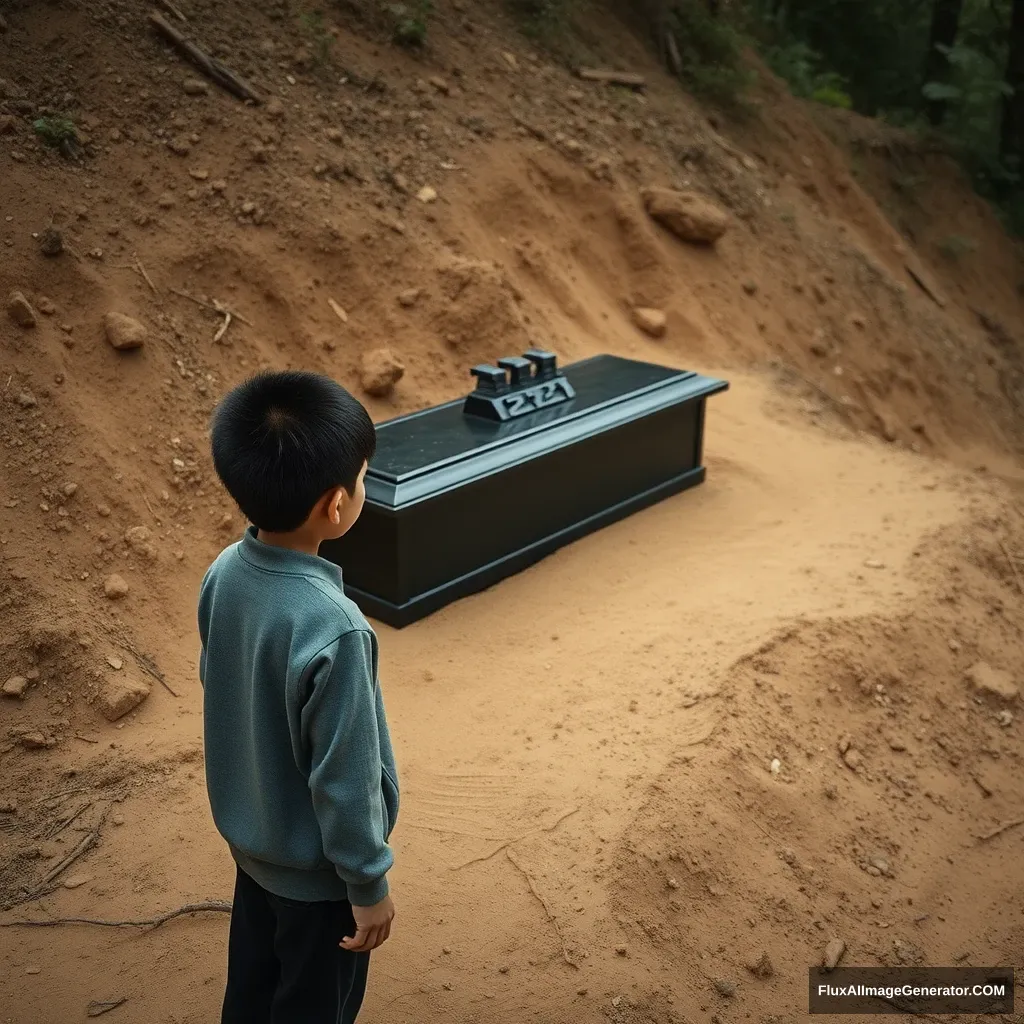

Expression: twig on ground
xmin=450 ymin=807 xmax=580 ymax=871
xmin=0 ymin=900 xmax=232 ymax=931
xmin=328 ymin=298 xmax=349 ymax=324
xmin=75 ymin=734 xmax=100 ymax=745
xmin=976 ymin=816 xmax=1024 ymax=842
xmin=133 ymin=254 xmax=159 ymax=298
xmin=40 ymin=807 xmax=109 ymax=886
xmin=46 ymin=801 xmax=93 ymax=840
xmin=505 ymin=848 xmax=579 ymax=969
xmin=149 ymin=14 xmax=261 ymax=104
xmin=155 ymin=0 xmax=187 ymax=21
xmin=997 ymin=538 xmax=1024 ymax=595
xmin=87 ymin=998 xmax=128 ymax=1018
xmin=213 ymin=310 xmax=232 ymax=343
xmin=168 ymin=287 xmax=254 ymax=327
xmin=119 ymin=645 xmax=180 ymax=698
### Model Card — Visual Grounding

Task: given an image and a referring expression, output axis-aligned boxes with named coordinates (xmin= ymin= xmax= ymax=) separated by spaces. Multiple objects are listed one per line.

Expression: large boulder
xmin=640 ymin=187 xmax=729 ymax=245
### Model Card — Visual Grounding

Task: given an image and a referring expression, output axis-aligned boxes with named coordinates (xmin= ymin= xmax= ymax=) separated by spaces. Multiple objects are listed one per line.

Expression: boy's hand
xmin=341 ymin=894 xmax=395 ymax=952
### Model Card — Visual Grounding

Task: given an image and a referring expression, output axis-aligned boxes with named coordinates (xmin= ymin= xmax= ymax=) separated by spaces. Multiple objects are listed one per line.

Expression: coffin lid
xmin=366 ymin=354 xmax=727 ymax=509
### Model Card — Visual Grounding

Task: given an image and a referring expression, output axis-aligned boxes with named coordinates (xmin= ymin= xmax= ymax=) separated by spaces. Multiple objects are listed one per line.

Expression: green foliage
xmin=299 ymin=9 xmax=334 ymax=68
xmin=33 ymin=115 xmax=77 ymax=149
xmin=507 ymin=0 xmax=574 ymax=39
xmin=388 ymin=0 xmax=431 ymax=47
xmin=667 ymin=0 xmax=754 ymax=108
xmin=763 ymin=38 xmax=852 ymax=108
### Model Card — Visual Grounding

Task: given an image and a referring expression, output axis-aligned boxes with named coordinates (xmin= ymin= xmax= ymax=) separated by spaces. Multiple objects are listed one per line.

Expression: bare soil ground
xmin=1 ymin=2 xmax=1022 ymax=1022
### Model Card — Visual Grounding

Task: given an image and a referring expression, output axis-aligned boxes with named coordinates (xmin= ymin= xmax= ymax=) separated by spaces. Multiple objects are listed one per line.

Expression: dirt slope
xmin=1 ymin=1 xmax=1023 ymax=1022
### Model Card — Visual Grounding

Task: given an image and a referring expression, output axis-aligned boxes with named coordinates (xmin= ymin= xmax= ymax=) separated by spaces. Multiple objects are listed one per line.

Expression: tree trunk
xmin=1001 ymin=0 xmax=1024 ymax=160
xmin=922 ymin=0 xmax=964 ymax=126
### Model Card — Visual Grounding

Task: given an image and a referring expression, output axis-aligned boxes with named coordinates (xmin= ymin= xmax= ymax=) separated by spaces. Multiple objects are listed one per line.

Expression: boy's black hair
xmin=211 ymin=370 xmax=376 ymax=533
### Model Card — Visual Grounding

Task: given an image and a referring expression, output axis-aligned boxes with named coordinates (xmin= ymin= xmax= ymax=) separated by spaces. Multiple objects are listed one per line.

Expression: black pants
xmin=221 ymin=866 xmax=371 ymax=1024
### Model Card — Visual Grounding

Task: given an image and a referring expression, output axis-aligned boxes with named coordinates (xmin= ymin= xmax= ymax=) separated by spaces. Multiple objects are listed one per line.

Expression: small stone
xmin=868 ymin=855 xmax=891 ymax=876
xmin=842 ymin=747 xmax=863 ymax=771
xmin=631 ymin=306 xmax=667 ymax=338
xmin=886 ymin=733 xmax=908 ymax=752
xmin=25 ymin=967 xmax=41 ymax=976
xmin=666 ymin=876 xmax=679 ymax=889
xmin=640 ymin=186 xmax=729 ymax=245
xmin=157 ymin=192 xmax=176 ymax=209
xmin=212 ymin=179 xmax=227 ymax=192
xmin=36 ymin=296 xmax=56 ymax=315
xmin=20 ymin=731 xmax=53 ymax=750
xmin=182 ymin=77 xmax=209 ymax=96
xmin=106 ymin=655 xmax=123 ymax=671
xmin=63 ymin=873 xmax=92 ymax=889
xmin=17 ymin=390 xmax=37 ymax=409
xmin=823 ymin=937 xmax=846 ymax=972
xmin=103 ymin=574 xmax=129 ymax=599
xmin=429 ymin=76 xmax=451 ymax=95
xmin=97 ymin=675 xmax=150 ymax=722
xmin=266 ymin=97 xmax=285 ymax=120
xmin=614 ymin=945 xmax=628 ymax=956
xmin=326 ymin=127 xmax=344 ymax=144
xmin=770 ymin=758 xmax=781 ymax=775
xmin=823 ymin=783 xmax=838 ymax=800
xmin=103 ymin=312 xmax=147 ymax=351
xmin=2 ymin=675 xmax=29 ymax=699
xmin=442 ymin=946 xmax=451 ymax=955
xmin=742 ymin=280 xmax=758 ymax=295
xmin=837 ymin=735 xmax=852 ymax=755
xmin=747 ymin=953 xmax=774 ymax=979
xmin=996 ymin=709 xmax=1013 ymax=727
xmin=168 ymin=137 xmax=191 ymax=156
xmin=360 ymin=348 xmax=405 ymax=398
xmin=965 ymin=662 xmax=1018 ymax=702
xmin=416 ymin=185 xmax=438 ymax=203
xmin=39 ymin=227 xmax=63 ymax=257
xmin=7 ymin=290 xmax=37 ymax=327
xmin=63 ymin=482 xmax=78 ymax=498
xmin=713 ymin=979 xmax=737 ymax=998
xmin=863 ymin=559 xmax=885 ymax=570
xmin=398 ymin=288 xmax=422 ymax=308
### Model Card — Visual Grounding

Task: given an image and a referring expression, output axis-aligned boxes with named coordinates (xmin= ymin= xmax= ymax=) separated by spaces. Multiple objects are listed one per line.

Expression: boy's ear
xmin=325 ymin=487 xmax=347 ymax=526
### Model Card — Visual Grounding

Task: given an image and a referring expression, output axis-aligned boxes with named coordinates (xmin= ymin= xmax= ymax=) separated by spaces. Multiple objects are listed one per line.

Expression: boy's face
xmin=324 ymin=461 xmax=368 ymax=541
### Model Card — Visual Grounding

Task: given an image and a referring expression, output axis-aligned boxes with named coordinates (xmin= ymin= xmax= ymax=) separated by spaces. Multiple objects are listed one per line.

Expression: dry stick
xmin=976 ymin=816 xmax=1024 ymax=842
xmin=134 ymin=256 xmax=159 ymax=298
xmin=328 ymin=298 xmax=349 ymax=324
xmin=450 ymin=807 xmax=580 ymax=871
xmin=168 ymin=287 xmax=254 ymax=327
xmin=213 ymin=311 xmax=232 ymax=343
xmin=996 ymin=537 xmax=1024 ymax=596
xmin=120 ymin=645 xmax=180 ymax=699
xmin=155 ymin=0 xmax=187 ymax=21
xmin=505 ymin=848 xmax=579 ymax=969
xmin=0 ymin=900 xmax=232 ymax=931
xmin=87 ymin=998 xmax=128 ymax=1018
xmin=41 ymin=808 xmax=109 ymax=887
xmin=149 ymin=13 xmax=262 ymax=105
xmin=577 ymin=67 xmax=646 ymax=90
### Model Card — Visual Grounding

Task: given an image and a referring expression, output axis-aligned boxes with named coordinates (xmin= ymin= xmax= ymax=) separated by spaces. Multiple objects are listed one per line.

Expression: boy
xmin=198 ymin=369 xmax=399 ymax=1024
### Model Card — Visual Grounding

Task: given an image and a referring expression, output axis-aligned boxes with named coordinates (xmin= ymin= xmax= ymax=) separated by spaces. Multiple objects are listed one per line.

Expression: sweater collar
xmin=237 ymin=526 xmax=344 ymax=588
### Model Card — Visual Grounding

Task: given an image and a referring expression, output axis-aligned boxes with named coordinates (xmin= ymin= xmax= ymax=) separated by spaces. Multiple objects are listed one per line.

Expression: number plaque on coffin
xmin=320 ymin=352 xmax=729 ymax=628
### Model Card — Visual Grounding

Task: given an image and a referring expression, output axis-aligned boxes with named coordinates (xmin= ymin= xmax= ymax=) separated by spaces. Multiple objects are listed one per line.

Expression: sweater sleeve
xmin=302 ymin=629 xmax=393 ymax=906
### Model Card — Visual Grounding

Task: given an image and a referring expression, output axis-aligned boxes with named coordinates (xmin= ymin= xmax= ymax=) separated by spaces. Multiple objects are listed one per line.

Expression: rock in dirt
xmin=36 ymin=295 xmax=56 ymax=315
xmin=640 ymin=186 xmax=729 ymax=245
xmin=842 ymin=747 xmax=863 ymax=771
xmin=63 ymin=872 xmax=92 ymax=889
xmin=182 ymin=77 xmax=209 ymax=96
xmin=360 ymin=348 xmax=405 ymax=398
xmin=823 ymin=937 xmax=846 ymax=972
xmin=713 ymin=978 xmax=737 ymax=998
xmin=3 ymin=675 xmax=29 ymax=699
xmin=124 ymin=525 xmax=157 ymax=560
xmin=7 ymin=290 xmax=37 ymax=327
xmin=103 ymin=573 xmax=129 ymax=600
xmin=103 ymin=312 xmax=147 ymax=351
xmin=417 ymin=185 xmax=438 ymax=204
xmin=39 ymin=227 xmax=64 ymax=257
xmin=97 ymin=675 xmax=150 ymax=722
xmin=746 ymin=952 xmax=774 ymax=979
xmin=965 ymin=661 xmax=1018 ymax=702
xmin=20 ymin=731 xmax=54 ymax=750
xmin=398 ymin=288 xmax=422 ymax=308
xmin=631 ymin=306 xmax=667 ymax=338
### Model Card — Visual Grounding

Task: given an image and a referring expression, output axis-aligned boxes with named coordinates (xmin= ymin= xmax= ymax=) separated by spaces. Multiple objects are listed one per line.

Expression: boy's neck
xmin=256 ymin=527 xmax=325 ymax=557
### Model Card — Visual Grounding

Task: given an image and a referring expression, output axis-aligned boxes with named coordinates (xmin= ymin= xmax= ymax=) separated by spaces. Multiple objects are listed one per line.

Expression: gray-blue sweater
xmin=198 ymin=527 xmax=399 ymax=906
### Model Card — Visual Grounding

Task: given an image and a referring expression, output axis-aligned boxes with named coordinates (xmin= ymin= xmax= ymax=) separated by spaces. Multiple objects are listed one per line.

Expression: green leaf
xmin=922 ymin=80 xmax=962 ymax=101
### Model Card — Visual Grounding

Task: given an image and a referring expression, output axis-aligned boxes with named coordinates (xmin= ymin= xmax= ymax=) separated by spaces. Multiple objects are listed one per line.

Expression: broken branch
xmin=577 ymin=67 xmax=646 ymax=90
xmin=149 ymin=13 xmax=262 ymax=105
xmin=133 ymin=254 xmax=159 ymax=298
xmin=169 ymin=287 xmax=254 ymax=328
xmin=0 ymin=900 xmax=232 ymax=931
xmin=213 ymin=311 xmax=232 ymax=343
xmin=41 ymin=807 xmax=109 ymax=886
xmin=450 ymin=807 xmax=580 ymax=871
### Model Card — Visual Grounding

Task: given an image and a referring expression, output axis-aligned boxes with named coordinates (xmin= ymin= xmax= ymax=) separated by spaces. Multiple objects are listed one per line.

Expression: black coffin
xmin=320 ymin=354 xmax=728 ymax=627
